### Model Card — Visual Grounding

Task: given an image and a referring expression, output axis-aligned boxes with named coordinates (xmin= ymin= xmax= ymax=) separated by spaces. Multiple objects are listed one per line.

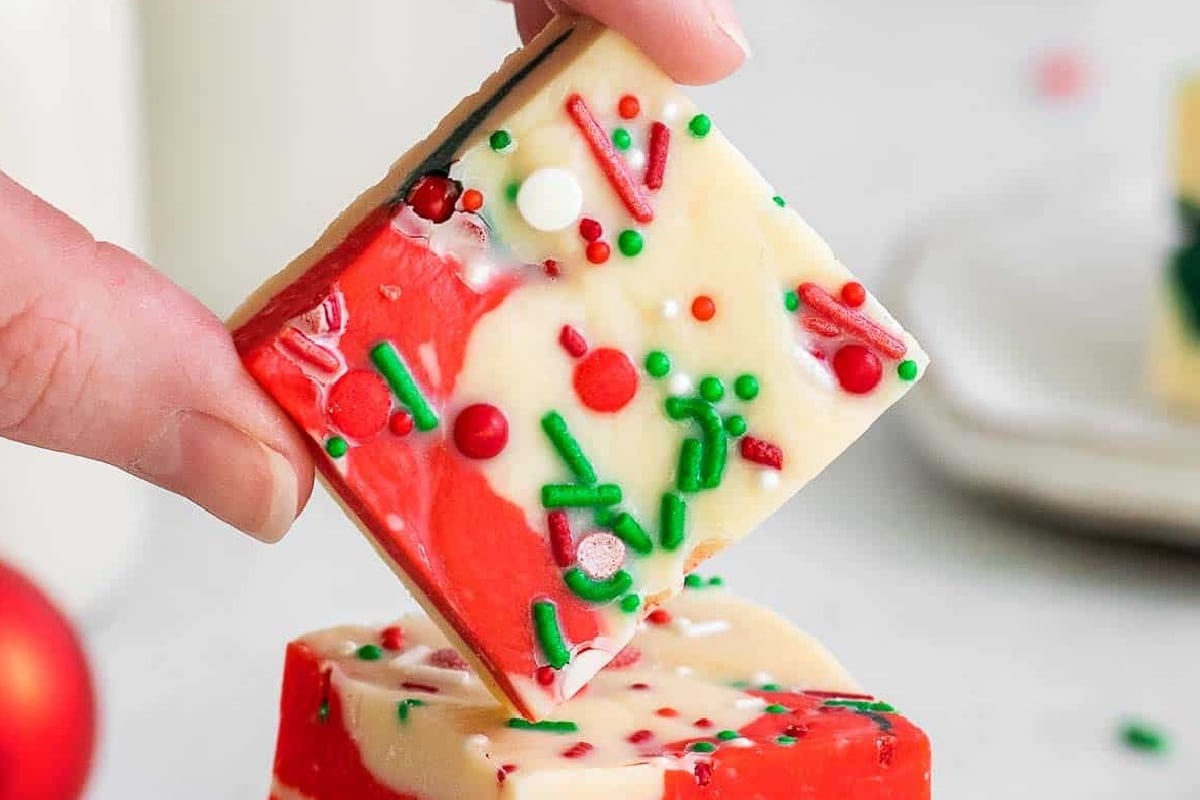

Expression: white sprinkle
xmin=668 ymin=372 xmax=693 ymax=396
xmin=386 ymin=514 xmax=406 ymax=532
xmin=661 ymin=102 xmax=680 ymax=121
xmin=626 ymin=149 xmax=646 ymax=170
xmin=560 ymin=648 xmax=612 ymax=697
xmin=462 ymin=261 xmax=493 ymax=292
xmin=675 ymin=665 xmax=695 ymax=676
xmin=759 ymin=471 xmax=781 ymax=491
xmin=466 ymin=734 xmax=491 ymax=749
xmin=735 ymin=696 xmax=767 ymax=710
xmin=340 ymin=640 xmax=360 ymax=656
xmin=750 ymin=671 xmax=775 ymax=686
xmin=516 ymin=167 xmax=583 ymax=232
xmin=726 ymin=736 xmax=754 ymax=748
xmin=660 ymin=299 xmax=680 ymax=319
xmin=674 ymin=618 xmax=731 ymax=638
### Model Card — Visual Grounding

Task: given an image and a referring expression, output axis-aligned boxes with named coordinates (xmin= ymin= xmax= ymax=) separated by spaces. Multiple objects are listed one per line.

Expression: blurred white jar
xmin=0 ymin=0 xmax=147 ymax=616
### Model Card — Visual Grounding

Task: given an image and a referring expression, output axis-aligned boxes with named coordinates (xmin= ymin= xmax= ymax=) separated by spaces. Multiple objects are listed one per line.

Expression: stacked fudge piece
xmin=1151 ymin=75 xmax=1200 ymax=413
xmin=234 ymin=15 xmax=930 ymax=798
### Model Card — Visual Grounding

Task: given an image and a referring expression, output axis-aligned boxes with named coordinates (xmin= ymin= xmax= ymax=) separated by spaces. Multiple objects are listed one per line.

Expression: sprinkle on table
xmin=1120 ymin=721 xmax=1169 ymax=753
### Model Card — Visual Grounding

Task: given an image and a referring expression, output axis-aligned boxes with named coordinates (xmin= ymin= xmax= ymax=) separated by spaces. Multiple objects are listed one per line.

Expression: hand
xmin=0 ymin=172 xmax=313 ymax=543
xmin=504 ymin=0 xmax=750 ymax=85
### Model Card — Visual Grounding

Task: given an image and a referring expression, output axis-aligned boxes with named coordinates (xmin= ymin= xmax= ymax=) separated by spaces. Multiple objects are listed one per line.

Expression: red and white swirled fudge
xmin=231 ymin=15 xmax=928 ymax=719
xmin=268 ymin=586 xmax=930 ymax=800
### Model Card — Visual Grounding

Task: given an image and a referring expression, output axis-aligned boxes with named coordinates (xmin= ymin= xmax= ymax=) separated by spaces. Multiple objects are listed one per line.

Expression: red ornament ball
xmin=460 ymin=188 xmax=484 ymax=212
xmin=388 ymin=410 xmax=415 ymax=436
xmin=586 ymin=241 xmax=611 ymax=265
xmin=453 ymin=403 xmax=509 ymax=459
xmin=690 ymin=295 xmax=716 ymax=322
xmin=617 ymin=94 xmax=641 ymax=120
xmin=0 ymin=561 xmax=96 ymax=800
xmin=406 ymin=173 xmax=462 ymax=223
xmin=327 ymin=370 xmax=392 ymax=440
xmin=832 ymin=344 xmax=883 ymax=394
xmin=573 ymin=347 xmax=639 ymax=413
xmin=840 ymin=281 xmax=867 ymax=308
xmin=578 ymin=218 xmax=603 ymax=242
xmin=535 ymin=665 xmax=557 ymax=686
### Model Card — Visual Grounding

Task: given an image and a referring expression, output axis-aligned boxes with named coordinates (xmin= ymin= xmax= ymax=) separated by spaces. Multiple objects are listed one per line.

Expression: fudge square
xmin=267 ymin=587 xmax=931 ymax=800
xmin=232 ymin=15 xmax=928 ymax=719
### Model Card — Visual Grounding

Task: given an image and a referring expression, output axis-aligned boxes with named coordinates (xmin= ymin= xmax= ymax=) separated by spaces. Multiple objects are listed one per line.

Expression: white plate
xmin=889 ymin=163 xmax=1200 ymax=543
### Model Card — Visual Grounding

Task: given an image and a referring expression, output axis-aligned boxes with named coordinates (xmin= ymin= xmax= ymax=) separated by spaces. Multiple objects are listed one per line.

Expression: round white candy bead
xmin=576 ymin=532 xmax=626 ymax=580
xmin=516 ymin=167 xmax=583 ymax=232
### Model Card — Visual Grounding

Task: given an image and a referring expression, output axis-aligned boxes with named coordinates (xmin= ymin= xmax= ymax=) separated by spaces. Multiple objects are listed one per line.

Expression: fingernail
xmin=131 ymin=411 xmax=299 ymax=542
xmin=705 ymin=0 xmax=752 ymax=58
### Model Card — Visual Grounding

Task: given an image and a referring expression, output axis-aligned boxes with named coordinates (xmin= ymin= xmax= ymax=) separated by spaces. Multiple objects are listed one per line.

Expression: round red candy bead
xmin=453 ymin=403 xmax=509 ymax=459
xmin=646 ymin=608 xmax=672 ymax=625
xmin=326 ymin=370 xmax=392 ymax=440
xmin=618 ymin=94 xmax=640 ymax=119
xmin=535 ymin=666 xmax=557 ymax=686
xmin=691 ymin=295 xmax=716 ymax=322
xmin=832 ymin=344 xmax=883 ymax=394
xmin=389 ymin=410 xmax=414 ymax=436
xmin=579 ymin=218 xmax=603 ymax=241
xmin=840 ymin=281 xmax=867 ymax=307
xmin=573 ymin=347 xmax=638 ymax=413
xmin=586 ymin=241 xmax=611 ymax=264
xmin=406 ymin=174 xmax=461 ymax=223
xmin=460 ymin=188 xmax=484 ymax=212
xmin=380 ymin=626 xmax=405 ymax=650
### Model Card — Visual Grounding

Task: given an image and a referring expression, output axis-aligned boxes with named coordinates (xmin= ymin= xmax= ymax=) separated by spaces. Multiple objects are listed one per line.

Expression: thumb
xmin=0 ymin=171 xmax=313 ymax=542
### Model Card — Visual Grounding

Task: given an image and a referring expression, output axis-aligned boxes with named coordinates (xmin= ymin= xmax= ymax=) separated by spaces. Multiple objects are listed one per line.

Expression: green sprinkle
xmin=541 ymin=483 xmax=622 ymax=508
xmin=708 ymin=575 xmax=724 ymax=586
xmin=665 ymin=397 xmax=726 ymax=489
xmin=397 ymin=698 xmax=424 ymax=723
xmin=645 ymin=350 xmax=671 ymax=378
xmin=776 ymin=735 xmax=797 ymax=745
xmin=532 ymin=600 xmax=571 ymax=669
xmin=716 ymin=729 xmax=740 ymax=741
xmin=783 ymin=290 xmax=800 ymax=312
xmin=689 ymin=741 xmax=717 ymax=753
xmin=897 ymin=360 xmax=919 ymax=381
xmin=489 ymin=129 xmax=513 ymax=152
xmin=772 ymin=195 xmax=787 ymax=208
xmin=724 ymin=415 xmax=747 ymax=437
xmin=325 ymin=436 xmax=348 ymax=458
xmin=617 ymin=229 xmax=644 ymax=256
xmin=683 ymin=574 xmax=704 ymax=589
xmin=699 ymin=376 xmax=725 ymax=403
xmin=823 ymin=699 xmax=896 ymax=713
xmin=507 ymin=718 xmax=579 ymax=734
xmin=619 ymin=594 xmax=641 ymax=613
xmin=729 ymin=680 xmax=750 ymax=689
xmin=612 ymin=127 xmax=633 ymax=150
xmin=593 ymin=506 xmax=619 ymax=528
xmin=1120 ymin=721 xmax=1168 ymax=753
xmin=734 ymin=374 xmax=760 ymax=400
xmin=676 ymin=438 xmax=703 ymax=493
xmin=356 ymin=644 xmax=383 ymax=661
xmin=540 ymin=411 xmax=597 ymax=484
xmin=660 ymin=492 xmax=686 ymax=550
xmin=765 ymin=704 xmax=788 ymax=714
xmin=318 ymin=700 xmax=329 ymax=722
xmin=688 ymin=113 xmax=712 ymax=138
xmin=370 ymin=342 xmax=439 ymax=431
xmin=700 ymin=429 xmax=727 ymax=490
xmin=612 ymin=513 xmax=654 ymax=554
xmin=760 ymin=683 xmax=781 ymax=691
xmin=505 ymin=181 xmax=521 ymax=202
xmin=564 ymin=567 xmax=634 ymax=603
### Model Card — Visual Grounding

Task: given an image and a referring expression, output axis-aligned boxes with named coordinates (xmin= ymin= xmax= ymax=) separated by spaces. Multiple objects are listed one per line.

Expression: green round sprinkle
xmin=689 ymin=741 xmax=717 ymax=753
xmin=765 ymin=704 xmax=788 ymax=714
xmin=505 ymin=181 xmax=521 ymax=202
xmin=356 ymin=644 xmax=383 ymax=661
xmin=699 ymin=376 xmax=725 ymax=402
xmin=612 ymin=127 xmax=633 ymax=150
xmin=716 ymin=729 xmax=740 ymax=741
xmin=645 ymin=350 xmax=671 ymax=378
xmin=776 ymin=735 xmax=797 ymax=746
xmin=784 ymin=290 xmax=800 ymax=312
xmin=619 ymin=594 xmax=641 ymax=613
xmin=618 ymin=229 xmax=644 ymax=256
xmin=1121 ymin=722 xmax=1168 ymax=753
xmin=489 ymin=129 xmax=513 ymax=152
xmin=898 ymin=360 xmax=919 ymax=381
xmin=772 ymin=195 xmax=787 ymax=208
xmin=761 ymin=683 xmax=781 ymax=692
xmin=724 ymin=415 xmax=747 ymax=437
xmin=734 ymin=374 xmax=760 ymax=401
xmin=684 ymin=574 xmax=704 ymax=589
xmin=326 ymin=436 xmax=348 ymax=458
xmin=688 ymin=113 xmax=712 ymax=138
xmin=708 ymin=575 xmax=724 ymax=586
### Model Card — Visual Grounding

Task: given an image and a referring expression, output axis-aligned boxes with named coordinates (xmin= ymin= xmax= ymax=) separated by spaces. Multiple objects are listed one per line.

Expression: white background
xmin=2 ymin=1 xmax=1199 ymax=798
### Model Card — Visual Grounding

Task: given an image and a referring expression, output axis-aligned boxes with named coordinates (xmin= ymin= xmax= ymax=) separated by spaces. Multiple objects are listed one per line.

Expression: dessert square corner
xmin=231 ymin=15 xmax=928 ymax=720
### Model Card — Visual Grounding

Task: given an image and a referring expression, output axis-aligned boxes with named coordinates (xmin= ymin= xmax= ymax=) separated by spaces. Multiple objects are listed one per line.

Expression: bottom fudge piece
xmin=268 ymin=587 xmax=930 ymax=800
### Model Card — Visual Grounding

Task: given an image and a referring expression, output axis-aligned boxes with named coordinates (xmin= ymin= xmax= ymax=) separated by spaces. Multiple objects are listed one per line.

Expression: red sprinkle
xmin=327 ymin=369 xmax=392 ymax=440
xmin=802 ymin=315 xmax=842 ymax=338
xmin=840 ymin=281 xmax=867 ymax=307
xmin=562 ymin=741 xmax=594 ymax=759
xmin=322 ymin=295 xmax=342 ymax=331
xmin=655 ymin=707 xmax=680 ymax=718
xmin=784 ymin=724 xmax=810 ymax=738
xmin=401 ymin=681 xmax=440 ymax=694
xmin=740 ymin=436 xmax=784 ymax=470
xmin=694 ymin=717 xmax=714 ymax=729
xmin=428 ymin=648 xmax=469 ymax=671
xmin=497 ymin=764 xmax=517 ymax=784
xmin=380 ymin=625 xmax=405 ymax=651
xmin=279 ymin=326 xmax=340 ymax=373
xmin=798 ymin=283 xmax=907 ymax=359
xmin=618 ymin=94 xmax=641 ymax=119
xmin=543 ymin=259 xmax=560 ymax=278
xmin=460 ymin=188 xmax=484 ymax=212
xmin=547 ymin=510 xmax=576 ymax=568
xmin=586 ymin=241 xmax=611 ymax=264
xmin=406 ymin=174 xmax=461 ymax=223
xmin=832 ymin=344 xmax=883 ymax=394
xmin=573 ymin=347 xmax=639 ymax=413
xmin=628 ymin=729 xmax=654 ymax=744
xmin=694 ymin=762 xmax=714 ymax=787
xmin=646 ymin=608 xmax=672 ymax=625
xmin=388 ymin=410 xmax=414 ymax=436
xmin=607 ymin=645 xmax=642 ymax=669
xmin=558 ymin=325 xmax=589 ymax=359
xmin=877 ymin=735 xmax=896 ymax=768
xmin=645 ymin=121 xmax=670 ymax=190
xmin=565 ymin=94 xmax=654 ymax=223
xmin=579 ymin=218 xmax=603 ymax=242
xmin=535 ymin=665 xmax=557 ymax=686
xmin=691 ymin=295 xmax=716 ymax=322
xmin=453 ymin=403 xmax=509 ymax=459
xmin=629 ymin=682 xmax=651 ymax=691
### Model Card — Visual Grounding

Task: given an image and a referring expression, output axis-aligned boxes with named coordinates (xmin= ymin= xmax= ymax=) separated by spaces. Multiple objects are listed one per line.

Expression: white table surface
xmin=66 ymin=1 xmax=1200 ymax=797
